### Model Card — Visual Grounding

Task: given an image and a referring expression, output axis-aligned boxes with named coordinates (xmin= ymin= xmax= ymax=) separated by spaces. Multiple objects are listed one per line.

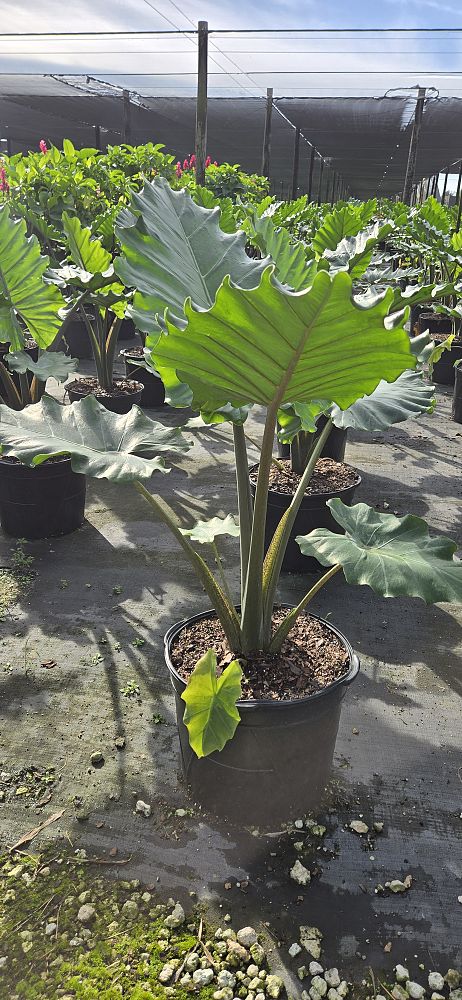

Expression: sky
xmin=2 ymin=0 xmax=462 ymax=98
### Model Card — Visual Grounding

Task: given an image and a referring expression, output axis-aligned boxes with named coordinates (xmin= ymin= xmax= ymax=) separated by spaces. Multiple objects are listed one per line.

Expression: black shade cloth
xmin=1 ymin=75 xmax=461 ymax=197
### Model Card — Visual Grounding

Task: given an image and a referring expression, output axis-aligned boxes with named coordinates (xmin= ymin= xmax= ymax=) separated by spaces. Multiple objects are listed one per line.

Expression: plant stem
xmin=232 ymin=423 xmax=253 ymax=607
xmin=240 ymin=401 xmax=278 ymax=652
xmin=268 ymin=564 xmax=342 ymax=653
xmin=211 ymin=541 xmax=234 ymax=608
xmin=133 ymin=480 xmax=242 ymax=650
xmin=262 ymin=417 xmax=334 ymax=646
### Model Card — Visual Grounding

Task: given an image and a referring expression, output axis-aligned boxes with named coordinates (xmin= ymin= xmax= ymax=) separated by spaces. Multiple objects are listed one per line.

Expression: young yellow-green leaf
xmin=181 ymin=649 xmax=243 ymax=757
xmin=181 ymin=514 xmax=240 ymax=545
xmin=296 ymin=500 xmax=462 ymax=604
xmin=62 ymin=212 xmax=112 ymax=276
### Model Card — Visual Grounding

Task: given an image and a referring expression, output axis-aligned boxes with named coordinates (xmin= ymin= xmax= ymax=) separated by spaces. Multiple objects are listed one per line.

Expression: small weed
xmin=132 ymin=636 xmax=145 ymax=648
xmin=112 ymin=584 xmax=123 ymax=595
xmin=121 ymin=679 xmax=141 ymax=699
xmin=59 ymin=578 xmax=69 ymax=590
xmin=152 ymin=713 xmax=166 ymax=725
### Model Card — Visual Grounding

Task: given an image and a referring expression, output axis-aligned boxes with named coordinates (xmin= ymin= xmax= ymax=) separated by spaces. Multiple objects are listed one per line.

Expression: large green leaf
xmin=245 ymin=213 xmax=316 ymax=291
xmin=323 ymin=221 xmax=394 ymax=280
xmin=296 ymin=500 xmax=462 ymax=603
xmin=312 ymin=200 xmax=377 ymax=258
xmin=181 ymin=649 xmax=242 ymax=757
xmin=330 ymin=370 xmax=435 ymax=432
xmin=7 ymin=350 xmax=79 ymax=383
xmin=62 ymin=212 xmax=112 ymax=275
xmin=115 ymin=177 xmax=269 ymax=334
xmin=0 ymin=394 xmax=190 ymax=481
xmin=153 ymin=268 xmax=414 ymax=412
xmin=0 ymin=206 xmax=64 ymax=350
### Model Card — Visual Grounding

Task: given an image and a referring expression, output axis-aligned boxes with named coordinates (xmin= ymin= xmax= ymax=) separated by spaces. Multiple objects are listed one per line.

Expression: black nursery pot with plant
xmin=418 ymin=311 xmax=462 ymax=385
xmin=66 ymin=377 xmax=143 ymax=415
xmin=250 ymin=461 xmax=361 ymax=573
xmin=0 ymin=457 xmax=86 ymax=539
xmin=165 ymin=607 xmax=360 ymax=827
xmin=120 ymin=348 xmax=166 ymax=407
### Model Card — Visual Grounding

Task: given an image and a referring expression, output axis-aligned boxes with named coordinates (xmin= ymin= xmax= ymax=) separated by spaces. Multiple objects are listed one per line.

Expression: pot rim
xmin=65 ymin=377 xmax=144 ymax=397
xmin=165 ymin=605 xmax=359 ymax=711
xmin=248 ymin=462 xmax=361 ymax=501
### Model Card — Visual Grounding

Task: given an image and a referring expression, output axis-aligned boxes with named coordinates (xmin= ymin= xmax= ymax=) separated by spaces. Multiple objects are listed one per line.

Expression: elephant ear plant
xmin=146 ymin=268 xmax=462 ymax=756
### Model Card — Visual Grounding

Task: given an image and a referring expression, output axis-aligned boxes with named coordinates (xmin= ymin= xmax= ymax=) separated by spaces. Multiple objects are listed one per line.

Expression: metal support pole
xmin=291 ymin=127 xmax=300 ymax=200
xmin=455 ymin=160 xmax=462 ymax=206
xmin=307 ymin=145 xmax=315 ymax=201
xmin=261 ymin=87 xmax=273 ymax=178
xmin=425 ymin=176 xmax=432 ymax=199
xmin=6 ymin=135 xmax=11 ymax=156
xmin=195 ymin=20 xmax=208 ymax=186
xmin=94 ymin=125 xmax=101 ymax=150
xmin=317 ymin=158 xmax=324 ymax=205
xmin=402 ymin=86 xmax=426 ymax=205
xmin=122 ymin=90 xmax=131 ymax=143
xmin=442 ymin=170 xmax=449 ymax=204
xmin=431 ymin=174 xmax=438 ymax=197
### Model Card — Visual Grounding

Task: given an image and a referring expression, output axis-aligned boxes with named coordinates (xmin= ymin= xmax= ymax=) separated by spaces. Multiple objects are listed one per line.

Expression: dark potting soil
xmin=250 ymin=457 xmax=360 ymax=497
xmin=123 ymin=346 xmax=144 ymax=358
xmin=66 ymin=377 xmax=142 ymax=399
xmin=171 ymin=609 xmax=349 ymax=701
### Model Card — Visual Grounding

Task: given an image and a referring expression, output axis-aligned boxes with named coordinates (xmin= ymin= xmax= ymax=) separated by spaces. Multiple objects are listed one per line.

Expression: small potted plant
xmin=52 ymin=214 xmax=144 ymax=413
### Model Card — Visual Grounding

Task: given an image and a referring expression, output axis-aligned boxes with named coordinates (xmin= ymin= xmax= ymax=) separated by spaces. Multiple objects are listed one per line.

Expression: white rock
xmin=193 ymin=968 xmax=214 ymax=987
xmin=164 ymin=903 xmax=185 ymax=928
xmin=0 ymin=958 xmax=7 ymax=968
xmin=396 ymin=967 xmax=410 ymax=984
xmin=295 ymin=819 xmax=304 ymax=829
xmin=449 ymin=992 xmax=462 ymax=1000
xmin=180 ymin=973 xmax=192 ymax=986
xmin=159 ymin=964 xmax=175 ymax=983
xmin=77 ymin=904 xmax=95 ymax=925
xmin=350 ymin=820 xmax=369 ymax=835
xmin=428 ymin=974 xmax=444 ymax=992
xmin=290 ymin=859 xmax=311 ymax=885
xmin=247 ymin=966 xmax=259 ymax=978
xmin=185 ymin=953 xmax=200 ymax=972
xmin=213 ymin=989 xmax=234 ymax=1000
xmin=289 ymin=942 xmax=302 ymax=957
xmin=69 ymin=937 xmax=83 ymax=947
xmin=237 ymin=927 xmax=258 ymax=948
xmin=45 ymin=923 xmax=57 ymax=936
xmin=218 ymin=971 xmax=236 ymax=989
xmin=309 ymin=963 xmax=324 ymax=976
xmin=310 ymin=990 xmax=324 ymax=1000
xmin=327 ymin=991 xmax=342 ymax=1000
xmin=255 ymin=994 xmax=265 ymax=1000
xmin=338 ymin=983 xmax=349 ymax=998
xmin=135 ymin=799 xmax=151 ymax=818
xmin=325 ymin=969 xmax=341 ymax=988
xmin=311 ymin=976 xmax=328 ymax=997
xmin=430 ymin=994 xmax=445 ymax=1000
xmin=406 ymin=983 xmax=425 ymax=999
xmin=266 ymin=974 xmax=284 ymax=997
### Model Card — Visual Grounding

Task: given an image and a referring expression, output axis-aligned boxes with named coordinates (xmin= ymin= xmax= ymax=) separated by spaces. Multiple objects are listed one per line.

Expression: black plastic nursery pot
xmin=0 ymin=457 xmax=86 ymax=539
xmin=61 ymin=318 xmax=93 ymax=360
xmin=432 ymin=341 xmax=462 ymax=386
xmin=165 ymin=607 xmax=360 ymax=827
xmin=118 ymin=318 xmax=137 ymax=341
xmin=452 ymin=365 xmax=462 ymax=424
xmin=66 ymin=378 xmax=143 ymax=415
xmin=250 ymin=464 xmax=361 ymax=574
xmin=0 ymin=339 xmax=38 ymax=392
xmin=120 ymin=350 xmax=166 ymax=407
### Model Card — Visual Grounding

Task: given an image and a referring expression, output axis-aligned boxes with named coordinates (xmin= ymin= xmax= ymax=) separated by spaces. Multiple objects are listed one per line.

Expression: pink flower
xmin=189 ymin=154 xmax=196 ymax=167
xmin=0 ymin=163 xmax=9 ymax=194
xmin=183 ymin=158 xmax=189 ymax=171
xmin=213 ymin=160 xmax=218 ymax=166
xmin=39 ymin=139 xmax=48 ymax=154
xmin=205 ymin=155 xmax=211 ymax=168
xmin=175 ymin=161 xmax=183 ymax=178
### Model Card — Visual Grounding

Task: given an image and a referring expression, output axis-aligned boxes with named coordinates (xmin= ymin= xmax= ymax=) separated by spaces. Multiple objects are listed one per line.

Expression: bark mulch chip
xmin=171 ymin=609 xmax=349 ymax=702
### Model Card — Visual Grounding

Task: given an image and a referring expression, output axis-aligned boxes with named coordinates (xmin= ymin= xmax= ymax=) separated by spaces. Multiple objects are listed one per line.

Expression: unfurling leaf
xmin=296 ymin=500 xmax=462 ymax=604
xmin=181 ymin=649 xmax=242 ymax=757
xmin=181 ymin=514 xmax=240 ymax=545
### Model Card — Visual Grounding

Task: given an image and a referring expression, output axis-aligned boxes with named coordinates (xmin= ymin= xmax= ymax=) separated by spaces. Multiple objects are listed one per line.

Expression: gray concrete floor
xmin=0 ymin=353 xmax=461 ymax=987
